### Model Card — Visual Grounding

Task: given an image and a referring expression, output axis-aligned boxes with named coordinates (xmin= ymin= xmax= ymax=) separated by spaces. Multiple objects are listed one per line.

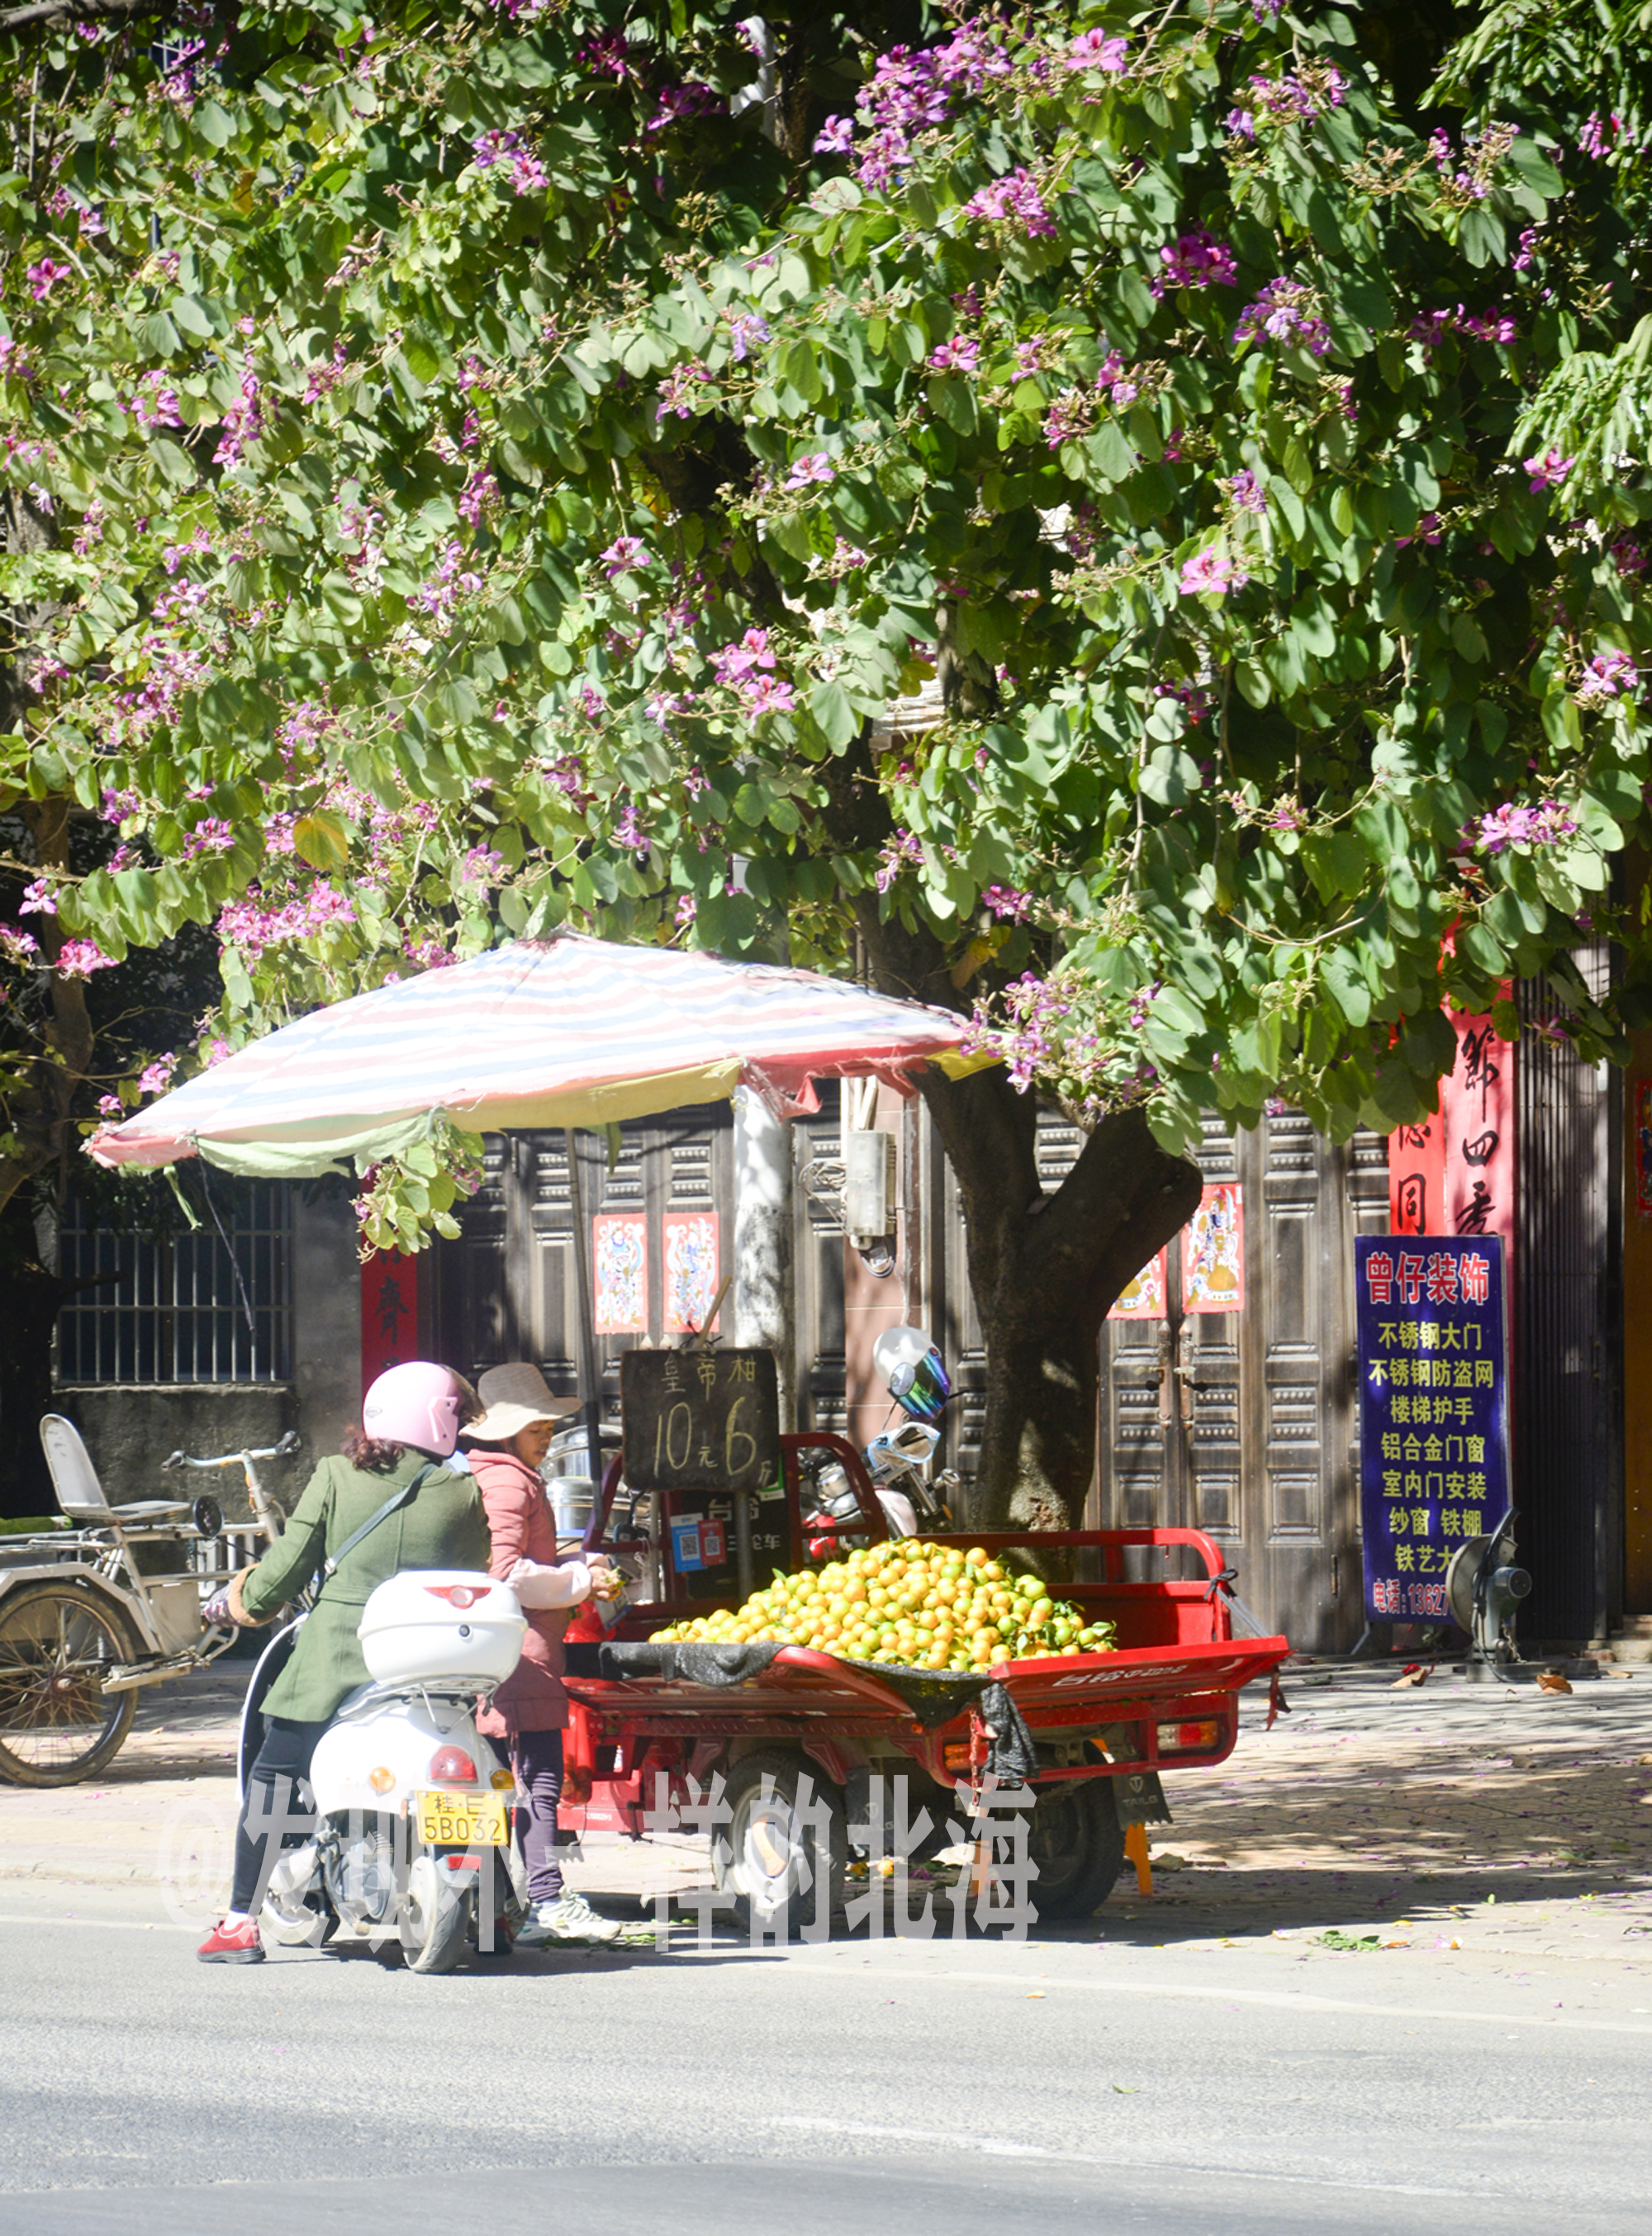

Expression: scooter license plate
xmin=415 ymin=1789 xmax=510 ymax=1847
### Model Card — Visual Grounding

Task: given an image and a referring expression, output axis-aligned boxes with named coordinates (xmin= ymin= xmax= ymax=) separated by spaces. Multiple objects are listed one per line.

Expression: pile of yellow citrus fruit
xmin=652 ymin=1540 xmax=1116 ymax=1672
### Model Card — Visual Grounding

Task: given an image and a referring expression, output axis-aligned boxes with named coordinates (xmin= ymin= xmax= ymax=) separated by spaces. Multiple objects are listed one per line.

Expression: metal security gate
xmin=1097 ymin=1113 xmax=1389 ymax=1654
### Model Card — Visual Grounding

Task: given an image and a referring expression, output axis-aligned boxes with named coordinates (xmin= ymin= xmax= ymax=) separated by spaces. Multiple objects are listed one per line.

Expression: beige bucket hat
xmin=459 ymin=1361 xmax=582 ymax=1442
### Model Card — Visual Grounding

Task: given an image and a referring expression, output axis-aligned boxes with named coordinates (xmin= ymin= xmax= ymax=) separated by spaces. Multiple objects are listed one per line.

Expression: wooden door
xmin=1098 ymin=1112 xmax=1389 ymax=1652
xmin=434 ymin=1110 xmax=734 ymax=1422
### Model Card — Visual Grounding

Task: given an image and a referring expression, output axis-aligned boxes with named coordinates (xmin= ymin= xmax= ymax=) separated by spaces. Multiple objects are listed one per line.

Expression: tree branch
xmin=0 ymin=0 xmax=168 ymax=28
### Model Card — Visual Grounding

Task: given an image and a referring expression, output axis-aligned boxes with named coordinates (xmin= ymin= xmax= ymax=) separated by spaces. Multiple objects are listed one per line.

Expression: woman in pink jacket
xmin=460 ymin=1363 xmax=623 ymax=1947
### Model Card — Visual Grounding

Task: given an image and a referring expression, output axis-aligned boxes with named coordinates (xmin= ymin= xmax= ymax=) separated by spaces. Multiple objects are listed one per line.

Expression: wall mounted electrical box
xmin=842 ymin=1129 xmax=898 ymax=1246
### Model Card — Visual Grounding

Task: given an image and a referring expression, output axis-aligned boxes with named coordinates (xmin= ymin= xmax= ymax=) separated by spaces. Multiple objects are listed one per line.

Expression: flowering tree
xmin=2 ymin=0 xmax=1650 ymax=1526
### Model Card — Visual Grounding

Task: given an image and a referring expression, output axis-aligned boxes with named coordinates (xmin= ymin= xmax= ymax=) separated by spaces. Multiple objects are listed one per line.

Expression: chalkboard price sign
xmin=620 ymin=1347 xmax=781 ymax=1494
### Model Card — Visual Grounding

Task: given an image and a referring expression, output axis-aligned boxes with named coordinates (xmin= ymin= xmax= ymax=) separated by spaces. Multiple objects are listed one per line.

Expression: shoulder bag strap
xmin=320 ymin=1461 xmax=442 ymax=1583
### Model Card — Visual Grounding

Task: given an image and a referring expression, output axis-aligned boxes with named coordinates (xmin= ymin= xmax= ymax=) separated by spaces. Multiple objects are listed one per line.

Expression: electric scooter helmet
xmin=361 ymin=1361 xmax=476 ymax=1458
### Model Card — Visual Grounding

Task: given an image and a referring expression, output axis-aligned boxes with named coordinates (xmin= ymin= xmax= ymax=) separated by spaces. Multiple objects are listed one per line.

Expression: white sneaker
xmin=516 ymin=1892 xmax=623 ymax=1945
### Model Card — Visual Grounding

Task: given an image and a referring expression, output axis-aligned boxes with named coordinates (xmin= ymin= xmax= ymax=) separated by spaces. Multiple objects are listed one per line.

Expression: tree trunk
xmin=919 ymin=1068 xmax=1202 ymax=1531
xmin=855 ymin=898 xmax=1202 ymax=1533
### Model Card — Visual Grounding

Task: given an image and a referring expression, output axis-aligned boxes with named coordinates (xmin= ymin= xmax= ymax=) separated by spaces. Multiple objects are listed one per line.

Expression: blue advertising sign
xmin=1355 ymin=1234 xmax=1508 ymax=1623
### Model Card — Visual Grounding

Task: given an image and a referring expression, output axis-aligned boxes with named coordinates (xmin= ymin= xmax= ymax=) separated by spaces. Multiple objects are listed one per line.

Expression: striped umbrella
xmin=88 ymin=933 xmax=991 ymax=1177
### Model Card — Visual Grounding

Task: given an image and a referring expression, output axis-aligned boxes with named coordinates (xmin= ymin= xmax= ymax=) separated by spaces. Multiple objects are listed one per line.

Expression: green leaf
xmin=292 ymin=812 xmax=351 ymax=871
xmin=192 ymin=98 xmax=235 ymax=147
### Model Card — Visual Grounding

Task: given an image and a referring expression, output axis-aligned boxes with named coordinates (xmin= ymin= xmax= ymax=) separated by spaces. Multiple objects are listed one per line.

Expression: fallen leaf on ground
xmin=1537 ymin=1671 xmax=1573 ymax=1695
xmin=1391 ymin=1664 xmax=1431 ymax=1688
xmin=1026 ymin=1992 xmax=1046 ymax=1999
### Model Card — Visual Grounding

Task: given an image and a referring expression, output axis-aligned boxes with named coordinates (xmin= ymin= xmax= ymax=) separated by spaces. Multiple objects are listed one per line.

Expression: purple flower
xmin=580 ymin=31 xmax=631 ymax=78
xmin=18 ymin=878 xmax=56 ymax=916
xmin=927 ymin=335 xmax=980 ymax=374
xmin=1155 ymin=228 xmax=1237 ymax=292
xmin=675 ymin=892 xmax=697 ymax=925
xmin=27 ymin=259 xmax=70 ymax=301
xmin=54 ymin=938 xmax=116 ymax=980
xmin=137 ymin=1052 xmax=178 ymax=1097
xmin=0 ymin=926 xmax=40 ymax=963
xmin=814 ymin=115 xmax=854 ymax=154
xmin=613 ymin=805 xmax=650 ymax=854
xmin=1234 ymin=278 xmax=1330 ymax=358
xmin=727 ymin=311 xmax=771 ymax=362
xmin=1094 ymin=351 xmax=1137 ymax=406
xmin=1044 ymin=389 xmax=1092 ymax=448
xmin=178 ymin=819 xmax=235 ymax=862
xmin=217 ymin=885 xmax=357 ymax=959
xmin=1224 ymin=108 xmax=1255 ymax=141
xmin=1578 ymin=112 xmax=1617 ymax=160
xmin=1393 ymin=513 xmax=1442 ymax=549
xmin=964 ymin=166 xmax=1054 ymax=239
xmin=1227 ymin=469 xmax=1266 ymax=515
xmin=471 ymin=129 xmax=522 ymax=169
xmin=1014 ymin=335 xmax=1051 ymax=377
xmin=983 ymin=885 xmax=1031 ymax=921
xmin=1464 ymin=800 xmax=1578 ymax=855
xmin=601 ymin=536 xmax=650 ymax=577
xmin=458 ymin=844 xmax=508 ymax=887
xmin=510 ymin=151 xmax=549 ymax=197
xmin=655 ymin=362 xmax=711 ymax=421
xmin=1408 ymin=304 xmax=1517 ymax=350
xmin=1576 ymin=648 xmax=1638 ymax=706
xmin=646 ymin=81 xmax=724 ymax=135
xmin=1180 ymin=548 xmax=1247 ymax=597
xmin=128 ymin=372 xmax=182 ymax=434
xmin=97 ymin=1093 xmax=123 ymax=1117
xmin=786 ymin=452 xmax=836 ymax=489
xmin=1065 ymin=29 xmax=1128 ymax=71
xmin=739 ymin=673 xmax=796 ymax=717
xmin=876 ymin=827 xmax=924 ymax=894
xmin=1523 ymin=448 xmax=1574 ymax=491
xmin=711 ymin=629 xmax=776 ymax=685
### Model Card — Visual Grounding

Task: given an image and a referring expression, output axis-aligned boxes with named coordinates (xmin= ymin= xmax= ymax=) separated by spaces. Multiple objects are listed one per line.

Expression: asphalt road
xmin=0 ymin=1873 xmax=1645 ymax=2236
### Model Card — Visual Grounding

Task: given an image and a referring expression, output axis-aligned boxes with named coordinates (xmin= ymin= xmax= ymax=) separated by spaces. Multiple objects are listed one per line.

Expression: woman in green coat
xmin=197 ymin=1361 xmax=490 ymax=1964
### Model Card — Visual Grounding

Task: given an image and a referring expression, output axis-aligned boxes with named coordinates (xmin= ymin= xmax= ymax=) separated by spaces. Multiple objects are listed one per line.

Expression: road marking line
xmin=768 ymin=2118 xmax=1475 ymax=2196
xmin=0 ymin=1911 xmax=195 ymax=1933
xmin=782 ymin=1957 xmax=1652 ymax=2036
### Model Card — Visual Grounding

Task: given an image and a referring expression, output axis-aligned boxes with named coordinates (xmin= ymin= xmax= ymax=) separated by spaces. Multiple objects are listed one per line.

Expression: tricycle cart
xmin=0 ymin=1415 xmax=294 ymax=1787
xmin=559 ymin=1433 xmax=1289 ymax=1930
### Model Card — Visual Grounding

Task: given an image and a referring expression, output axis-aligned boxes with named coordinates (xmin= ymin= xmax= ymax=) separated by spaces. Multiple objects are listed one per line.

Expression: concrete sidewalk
xmin=0 ymin=1661 xmax=1646 ymax=1973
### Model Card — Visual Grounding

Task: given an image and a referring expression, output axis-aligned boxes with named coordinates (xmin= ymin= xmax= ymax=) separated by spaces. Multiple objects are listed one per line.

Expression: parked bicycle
xmin=0 ymin=1418 xmax=300 ymax=1787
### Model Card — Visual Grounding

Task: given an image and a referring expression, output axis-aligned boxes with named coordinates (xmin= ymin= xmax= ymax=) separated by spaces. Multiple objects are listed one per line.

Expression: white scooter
xmin=240 ymin=1570 xmax=527 ymax=1974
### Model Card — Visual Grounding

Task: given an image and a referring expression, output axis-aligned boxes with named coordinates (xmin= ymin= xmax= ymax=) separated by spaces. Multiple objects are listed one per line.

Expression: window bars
xmin=56 ymin=1182 xmax=292 ymax=1384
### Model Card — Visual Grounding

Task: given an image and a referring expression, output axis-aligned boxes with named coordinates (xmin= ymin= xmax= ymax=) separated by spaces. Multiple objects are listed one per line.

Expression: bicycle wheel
xmin=0 ymin=1583 xmax=136 ymax=1787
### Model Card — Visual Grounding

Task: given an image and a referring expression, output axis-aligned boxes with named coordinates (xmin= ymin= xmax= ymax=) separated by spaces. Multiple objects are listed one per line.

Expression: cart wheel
xmin=710 ymin=1748 xmax=847 ymax=1940
xmin=0 ymin=1583 xmax=136 ymax=1788
xmin=400 ymin=1855 xmax=471 ymax=1975
xmin=1028 ymin=1780 xmax=1127 ymax=1920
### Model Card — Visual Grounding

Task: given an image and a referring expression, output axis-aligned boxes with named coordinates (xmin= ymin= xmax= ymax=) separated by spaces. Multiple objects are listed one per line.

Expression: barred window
xmin=56 ymin=1180 xmax=292 ymax=1384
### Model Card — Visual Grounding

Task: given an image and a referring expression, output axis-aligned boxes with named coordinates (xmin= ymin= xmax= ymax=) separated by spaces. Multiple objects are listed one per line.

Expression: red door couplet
xmin=361 ymin=1247 xmax=420 ymax=1402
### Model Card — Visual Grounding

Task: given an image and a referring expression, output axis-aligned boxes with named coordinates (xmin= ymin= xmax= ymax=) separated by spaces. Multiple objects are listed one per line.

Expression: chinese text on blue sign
xmin=1355 ymin=1235 xmax=1507 ymax=1622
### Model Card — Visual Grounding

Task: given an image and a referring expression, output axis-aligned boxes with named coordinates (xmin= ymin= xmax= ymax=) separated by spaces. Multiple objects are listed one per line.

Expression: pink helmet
xmin=361 ymin=1361 xmax=475 ymax=1458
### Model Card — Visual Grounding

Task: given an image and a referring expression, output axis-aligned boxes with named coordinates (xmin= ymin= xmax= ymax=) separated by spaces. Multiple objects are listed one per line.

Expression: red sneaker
xmin=197 ymin=1916 xmax=265 ymax=1964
